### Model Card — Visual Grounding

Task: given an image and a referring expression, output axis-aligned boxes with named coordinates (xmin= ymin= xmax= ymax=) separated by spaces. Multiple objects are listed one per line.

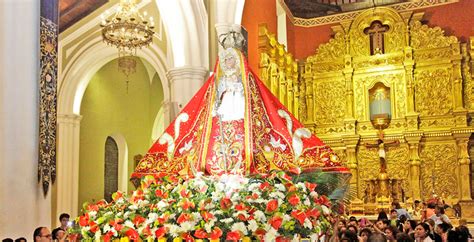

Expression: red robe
xmin=132 ymin=49 xmax=348 ymax=179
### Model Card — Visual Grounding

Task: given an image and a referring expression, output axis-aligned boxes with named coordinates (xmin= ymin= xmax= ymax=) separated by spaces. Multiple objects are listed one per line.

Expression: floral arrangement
xmin=76 ymin=171 xmax=340 ymax=241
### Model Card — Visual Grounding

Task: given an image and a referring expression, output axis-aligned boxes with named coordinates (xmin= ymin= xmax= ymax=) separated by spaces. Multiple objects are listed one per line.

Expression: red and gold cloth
xmin=132 ymin=49 xmax=349 ymax=179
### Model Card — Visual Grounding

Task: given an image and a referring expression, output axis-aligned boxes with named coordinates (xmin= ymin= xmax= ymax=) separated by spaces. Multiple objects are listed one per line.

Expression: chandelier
xmin=100 ymin=0 xmax=155 ymax=91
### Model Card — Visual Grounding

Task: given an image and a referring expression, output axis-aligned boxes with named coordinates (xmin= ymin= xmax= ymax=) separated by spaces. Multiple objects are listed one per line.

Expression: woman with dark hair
xmin=414 ymin=223 xmax=433 ymax=242
xmin=384 ymin=226 xmax=399 ymax=242
xmin=435 ymin=222 xmax=451 ymax=242
xmin=377 ymin=210 xmax=389 ymax=221
xmin=396 ymin=233 xmax=414 ymax=242
xmin=403 ymin=220 xmax=417 ymax=239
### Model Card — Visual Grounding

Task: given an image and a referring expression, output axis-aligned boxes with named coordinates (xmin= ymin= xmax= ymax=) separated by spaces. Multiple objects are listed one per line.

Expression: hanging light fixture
xmin=100 ymin=0 xmax=154 ymax=91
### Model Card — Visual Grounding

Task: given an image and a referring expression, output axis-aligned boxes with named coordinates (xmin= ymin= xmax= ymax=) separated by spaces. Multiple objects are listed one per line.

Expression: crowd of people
xmin=2 ymin=213 xmax=71 ymax=242
xmin=332 ymin=201 xmax=472 ymax=242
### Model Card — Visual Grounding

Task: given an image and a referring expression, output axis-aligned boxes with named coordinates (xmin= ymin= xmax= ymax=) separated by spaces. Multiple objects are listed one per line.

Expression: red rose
xmin=291 ymin=210 xmax=307 ymax=225
xmin=269 ymin=216 xmax=283 ymax=230
xmin=288 ymin=194 xmax=300 ymax=206
xmin=305 ymin=182 xmax=317 ymax=191
xmin=155 ymin=189 xmax=168 ymax=198
xmin=210 ymin=227 xmax=223 ymax=240
xmin=226 ymin=231 xmax=241 ymax=241
xmin=266 ymin=199 xmax=278 ymax=213
xmin=235 ymin=203 xmax=247 ymax=211
xmin=252 ymin=193 xmax=259 ymax=199
xmin=133 ymin=215 xmax=146 ymax=226
xmin=89 ymin=221 xmax=98 ymax=233
xmin=237 ymin=214 xmax=248 ymax=221
xmin=314 ymin=195 xmax=330 ymax=207
xmin=103 ymin=231 xmax=113 ymax=242
xmin=125 ymin=228 xmax=139 ymax=241
xmin=182 ymin=233 xmax=194 ymax=241
xmin=220 ymin=198 xmax=232 ymax=210
xmin=177 ymin=213 xmax=191 ymax=224
xmin=157 ymin=214 xmax=169 ymax=224
xmin=254 ymin=228 xmax=266 ymax=240
xmin=78 ymin=214 xmax=89 ymax=227
xmin=180 ymin=189 xmax=190 ymax=198
xmin=194 ymin=228 xmax=208 ymax=239
xmin=155 ymin=226 xmax=167 ymax=238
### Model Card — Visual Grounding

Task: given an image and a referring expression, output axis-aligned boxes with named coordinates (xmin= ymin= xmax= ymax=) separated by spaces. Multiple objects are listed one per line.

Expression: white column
xmin=167 ymin=67 xmax=209 ymax=117
xmin=276 ymin=0 xmax=288 ymax=50
xmin=0 ymin=0 xmax=52 ymax=238
xmin=55 ymin=114 xmax=82 ymax=225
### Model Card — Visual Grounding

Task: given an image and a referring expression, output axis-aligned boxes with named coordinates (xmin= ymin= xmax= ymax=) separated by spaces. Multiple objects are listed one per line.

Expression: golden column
xmin=405 ymin=133 xmax=422 ymax=201
xmin=343 ymin=55 xmax=356 ymax=134
xmin=454 ymin=134 xmax=472 ymax=200
xmin=343 ymin=135 xmax=360 ymax=197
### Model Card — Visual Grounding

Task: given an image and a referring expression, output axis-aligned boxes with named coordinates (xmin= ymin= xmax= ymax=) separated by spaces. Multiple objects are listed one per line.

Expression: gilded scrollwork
xmin=357 ymin=147 xmax=379 ymax=198
xmin=461 ymin=44 xmax=474 ymax=110
xmin=410 ymin=21 xmax=458 ymax=49
xmin=419 ymin=144 xmax=458 ymax=200
xmin=314 ymin=32 xmax=346 ymax=62
xmin=385 ymin=22 xmax=405 ymax=53
xmin=415 ymin=69 xmax=453 ymax=116
xmin=385 ymin=145 xmax=410 ymax=196
xmin=314 ymin=79 xmax=346 ymax=125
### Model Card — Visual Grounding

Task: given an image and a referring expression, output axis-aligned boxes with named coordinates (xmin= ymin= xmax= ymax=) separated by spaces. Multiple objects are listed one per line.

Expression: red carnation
xmin=266 ymin=199 xmax=278 ymax=213
xmin=89 ymin=221 xmax=98 ymax=233
xmin=125 ymin=228 xmax=139 ymax=241
xmin=155 ymin=189 xmax=168 ymax=198
xmin=194 ymin=228 xmax=208 ymax=239
xmin=226 ymin=231 xmax=241 ymax=241
xmin=288 ymin=194 xmax=300 ymax=206
xmin=155 ymin=226 xmax=167 ymax=238
xmin=305 ymin=182 xmax=317 ymax=191
xmin=269 ymin=216 xmax=283 ymax=230
xmin=259 ymin=182 xmax=270 ymax=190
xmin=180 ymin=189 xmax=190 ymax=198
xmin=235 ymin=203 xmax=247 ymax=211
xmin=182 ymin=198 xmax=195 ymax=210
xmin=78 ymin=214 xmax=89 ymax=227
xmin=210 ymin=227 xmax=223 ymax=240
xmin=177 ymin=213 xmax=191 ymax=224
xmin=306 ymin=208 xmax=320 ymax=218
xmin=201 ymin=211 xmax=215 ymax=222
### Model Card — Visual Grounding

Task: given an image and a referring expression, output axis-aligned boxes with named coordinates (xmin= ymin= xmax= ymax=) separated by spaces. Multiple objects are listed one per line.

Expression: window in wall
xmin=104 ymin=136 xmax=119 ymax=202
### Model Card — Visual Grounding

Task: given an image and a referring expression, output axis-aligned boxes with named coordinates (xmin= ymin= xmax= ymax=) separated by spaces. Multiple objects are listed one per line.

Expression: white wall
xmin=0 ymin=0 xmax=52 ymax=239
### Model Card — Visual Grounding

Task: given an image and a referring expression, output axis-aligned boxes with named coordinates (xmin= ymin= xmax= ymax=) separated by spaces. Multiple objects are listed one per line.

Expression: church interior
xmin=1 ymin=0 xmax=474 ymax=240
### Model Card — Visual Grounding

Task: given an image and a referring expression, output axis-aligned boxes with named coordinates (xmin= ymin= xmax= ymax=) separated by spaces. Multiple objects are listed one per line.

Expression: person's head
xmin=398 ymin=214 xmax=407 ymax=224
xmin=359 ymin=228 xmax=372 ymax=242
xmin=390 ymin=209 xmax=398 ymax=219
xmin=455 ymin=225 xmax=470 ymax=241
xmin=347 ymin=224 xmax=358 ymax=234
xmin=403 ymin=220 xmax=416 ymax=232
xmin=435 ymin=206 xmax=445 ymax=215
xmin=3 ymin=238 xmax=14 ymax=242
xmin=414 ymin=223 xmax=430 ymax=239
xmin=384 ymin=226 xmax=398 ymax=240
xmin=435 ymin=222 xmax=451 ymax=235
xmin=396 ymin=232 xmax=414 ymax=242
xmin=14 ymin=238 xmax=27 ymax=242
xmin=368 ymin=232 xmax=387 ymax=242
xmin=377 ymin=210 xmax=388 ymax=221
xmin=348 ymin=216 xmax=358 ymax=226
xmin=59 ymin=213 xmax=70 ymax=228
xmin=52 ymin=228 xmax=66 ymax=240
xmin=33 ymin=227 xmax=51 ymax=242
xmin=392 ymin=201 xmax=401 ymax=209
xmin=338 ymin=219 xmax=347 ymax=229
xmin=340 ymin=230 xmax=358 ymax=242
xmin=375 ymin=219 xmax=386 ymax=230
xmin=426 ymin=219 xmax=435 ymax=232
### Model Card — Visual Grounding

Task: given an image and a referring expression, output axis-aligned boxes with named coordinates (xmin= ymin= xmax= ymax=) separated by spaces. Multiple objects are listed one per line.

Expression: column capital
xmin=166 ymin=66 xmax=209 ymax=84
xmin=57 ymin=113 xmax=82 ymax=123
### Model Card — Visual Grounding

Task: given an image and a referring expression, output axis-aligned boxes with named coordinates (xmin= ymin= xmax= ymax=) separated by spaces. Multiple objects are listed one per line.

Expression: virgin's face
xmin=225 ymin=56 xmax=236 ymax=68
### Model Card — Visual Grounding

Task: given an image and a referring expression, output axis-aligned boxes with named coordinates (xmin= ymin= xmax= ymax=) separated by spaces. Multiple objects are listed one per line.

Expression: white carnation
xmin=124 ymin=220 xmax=134 ymax=228
xmin=304 ymin=218 xmax=313 ymax=229
xmin=180 ymin=221 xmax=195 ymax=232
xmin=165 ymin=224 xmax=181 ymax=238
xmin=94 ymin=230 xmax=101 ymax=241
xmin=128 ymin=204 xmax=138 ymax=210
xmin=304 ymin=198 xmax=311 ymax=206
xmin=264 ymin=228 xmax=279 ymax=242
xmin=254 ymin=210 xmax=267 ymax=222
xmin=156 ymin=200 xmax=168 ymax=210
xmin=283 ymin=214 xmax=292 ymax=223
xmin=88 ymin=211 xmax=97 ymax=218
xmin=275 ymin=183 xmax=286 ymax=192
xmin=147 ymin=213 xmax=159 ymax=224
xmin=321 ymin=205 xmax=330 ymax=215
xmin=310 ymin=233 xmax=319 ymax=242
xmin=231 ymin=222 xmax=248 ymax=235
xmin=102 ymin=224 xmax=111 ymax=232
xmin=310 ymin=191 xmax=318 ymax=198
xmin=221 ymin=218 xmax=234 ymax=224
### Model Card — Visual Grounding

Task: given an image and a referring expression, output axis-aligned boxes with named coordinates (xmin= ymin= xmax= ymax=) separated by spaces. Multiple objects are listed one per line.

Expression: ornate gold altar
xmin=258 ymin=7 xmax=474 ymax=219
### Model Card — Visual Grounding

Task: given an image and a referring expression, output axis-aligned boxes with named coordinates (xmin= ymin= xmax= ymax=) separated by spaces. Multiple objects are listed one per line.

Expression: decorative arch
xmin=108 ymin=133 xmax=129 ymax=194
xmin=349 ymin=7 xmax=407 ymax=56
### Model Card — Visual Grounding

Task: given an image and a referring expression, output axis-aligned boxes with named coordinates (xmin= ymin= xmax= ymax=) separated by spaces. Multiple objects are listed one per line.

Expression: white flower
xmin=204 ymin=220 xmax=215 ymax=233
xmin=247 ymin=220 xmax=258 ymax=232
xmin=211 ymin=191 xmax=222 ymax=201
xmin=156 ymin=200 xmax=168 ymax=210
xmin=165 ymin=224 xmax=181 ymax=238
xmin=102 ymin=224 xmax=111 ymax=233
xmin=310 ymin=233 xmax=319 ymax=242
xmin=192 ymin=212 xmax=202 ymax=221
xmin=128 ymin=204 xmax=138 ymax=210
xmin=310 ymin=191 xmax=318 ymax=198
xmin=275 ymin=183 xmax=286 ymax=192
xmin=292 ymin=234 xmax=300 ymax=242
xmin=88 ymin=211 xmax=97 ymax=218
xmin=264 ymin=228 xmax=279 ymax=241
xmin=304 ymin=218 xmax=313 ymax=229
xmin=231 ymin=222 xmax=248 ymax=235
xmin=283 ymin=214 xmax=292 ymax=223
xmin=204 ymin=202 xmax=216 ymax=210
xmin=221 ymin=218 xmax=234 ymax=224
xmin=147 ymin=213 xmax=159 ymax=224
xmin=123 ymin=211 xmax=130 ymax=219
xmin=215 ymin=182 xmax=225 ymax=192
xmin=296 ymin=183 xmax=307 ymax=192
xmin=254 ymin=210 xmax=267 ymax=222
xmin=180 ymin=221 xmax=195 ymax=232
xmin=248 ymin=183 xmax=260 ymax=191
xmin=254 ymin=198 xmax=266 ymax=204
xmin=321 ymin=205 xmax=330 ymax=215
xmin=124 ymin=220 xmax=134 ymax=228
xmin=269 ymin=191 xmax=285 ymax=199
xmin=304 ymin=198 xmax=311 ymax=206
xmin=94 ymin=230 xmax=101 ymax=241
xmin=137 ymin=199 xmax=150 ymax=207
